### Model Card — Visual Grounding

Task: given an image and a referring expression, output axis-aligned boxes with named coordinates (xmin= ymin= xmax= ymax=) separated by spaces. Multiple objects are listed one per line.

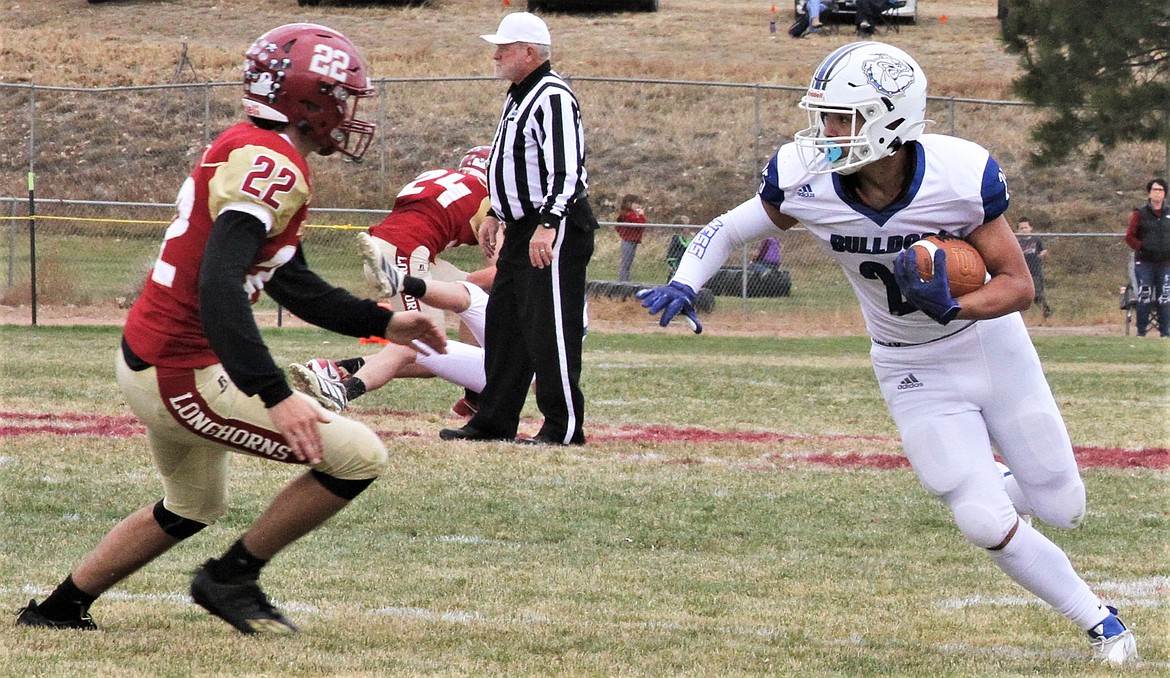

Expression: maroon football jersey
xmin=125 ymin=122 xmax=311 ymax=368
xmin=368 ymin=169 xmax=489 ymax=259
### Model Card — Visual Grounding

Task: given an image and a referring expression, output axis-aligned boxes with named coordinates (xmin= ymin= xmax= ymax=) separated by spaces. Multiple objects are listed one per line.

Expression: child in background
xmin=615 ymin=194 xmax=647 ymax=282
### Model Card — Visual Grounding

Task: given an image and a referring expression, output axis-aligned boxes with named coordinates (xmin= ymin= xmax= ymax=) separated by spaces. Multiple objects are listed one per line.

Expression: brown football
xmin=910 ymin=235 xmax=987 ymax=297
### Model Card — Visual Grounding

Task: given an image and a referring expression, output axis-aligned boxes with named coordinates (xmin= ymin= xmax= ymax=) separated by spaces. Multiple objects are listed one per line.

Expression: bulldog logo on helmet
xmin=862 ymin=54 xmax=915 ymax=97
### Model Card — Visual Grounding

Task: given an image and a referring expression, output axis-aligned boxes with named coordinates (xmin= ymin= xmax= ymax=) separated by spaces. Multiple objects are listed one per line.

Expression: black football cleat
xmin=190 ymin=560 xmax=298 ymax=635
xmin=438 ymin=425 xmax=509 ymax=442
xmin=15 ymin=599 xmax=97 ymax=630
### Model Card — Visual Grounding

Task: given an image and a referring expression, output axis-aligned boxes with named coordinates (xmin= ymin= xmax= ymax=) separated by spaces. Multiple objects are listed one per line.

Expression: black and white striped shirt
xmin=487 ymin=62 xmax=588 ymax=229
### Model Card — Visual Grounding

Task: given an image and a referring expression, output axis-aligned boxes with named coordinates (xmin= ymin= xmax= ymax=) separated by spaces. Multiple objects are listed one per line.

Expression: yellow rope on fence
xmin=0 ymin=215 xmax=365 ymax=230
xmin=0 ymin=215 xmax=169 ymax=225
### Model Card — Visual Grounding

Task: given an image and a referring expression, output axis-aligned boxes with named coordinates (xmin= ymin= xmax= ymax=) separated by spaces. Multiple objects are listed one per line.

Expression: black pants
xmin=855 ymin=0 xmax=884 ymax=33
xmin=469 ymin=198 xmax=596 ymax=443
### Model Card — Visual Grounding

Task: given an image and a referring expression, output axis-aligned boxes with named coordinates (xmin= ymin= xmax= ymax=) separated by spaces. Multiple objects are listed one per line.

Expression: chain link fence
xmin=0 ymin=78 xmax=1152 ymax=329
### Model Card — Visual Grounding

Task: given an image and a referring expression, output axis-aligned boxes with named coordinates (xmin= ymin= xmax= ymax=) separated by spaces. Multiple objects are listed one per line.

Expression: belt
xmin=871 ymin=320 xmax=976 ymax=348
xmin=504 ymin=214 xmax=541 ymax=229
xmin=502 ymin=194 xmax=588 ymax=228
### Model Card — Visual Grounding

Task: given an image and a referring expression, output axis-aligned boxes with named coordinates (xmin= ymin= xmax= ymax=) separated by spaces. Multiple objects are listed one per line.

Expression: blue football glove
xmin=893 ymin=248 xmax=962 ymax=325
xmin=635 ymin=281 xmax=703 ymax=334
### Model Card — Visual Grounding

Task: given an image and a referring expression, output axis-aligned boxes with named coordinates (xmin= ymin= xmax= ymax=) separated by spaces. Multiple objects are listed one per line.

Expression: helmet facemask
xmin=313 ymin=84 xmax=376 ymax=159
xmin=794 ymin=101 xmax=893 ymax=175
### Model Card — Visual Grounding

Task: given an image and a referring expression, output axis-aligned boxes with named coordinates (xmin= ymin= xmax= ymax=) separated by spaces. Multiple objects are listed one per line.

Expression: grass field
xmin=1 ymin=325 xmax=1166 ymax=676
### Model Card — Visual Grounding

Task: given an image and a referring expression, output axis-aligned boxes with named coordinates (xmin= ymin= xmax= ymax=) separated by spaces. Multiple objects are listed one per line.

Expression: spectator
xmin=792 ymin=0 xmax=827 ymax=37
xmin=1124 ymin=178 xmax=1170 ymax=337
xmin=750 ymin=237 xmax=782 ymax=276
xmin=614 ymin=193 xmax=647 ymax=282
xmin=855 ymin=0 xmax=894 ymax=35
xmin=665 ymin=217 xmax=696 ymax=278
xmin=440 ymin=12 xmax=599 ymax=446
xmin=806 ymin=0 xmax=827 ymax=34
xmin=1015 ymin=217 xmax=1052 ymax=318
xmin=637 ymin=41 xmax=1137 ymax=666
xmin=14 ymin=23 xmax=445 ymax=635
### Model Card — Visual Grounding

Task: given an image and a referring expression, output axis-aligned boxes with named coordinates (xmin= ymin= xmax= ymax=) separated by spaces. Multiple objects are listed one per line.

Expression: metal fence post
xmin=379 ymin=79 xmax=388 ymax=188
xmin=203 ymin=82 xmax=212 ymax=147
xmin=27 ymin=83 xmax=37 ymax=325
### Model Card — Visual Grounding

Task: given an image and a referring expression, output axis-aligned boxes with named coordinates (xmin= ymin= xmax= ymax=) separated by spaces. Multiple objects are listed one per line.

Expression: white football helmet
xmin=794 ymin=41 xmax=929 ymax=175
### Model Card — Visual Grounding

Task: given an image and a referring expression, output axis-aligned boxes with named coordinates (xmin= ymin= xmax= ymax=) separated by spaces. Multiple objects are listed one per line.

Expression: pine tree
xmin=1000 ymin=0 xmax=1169 ymax=168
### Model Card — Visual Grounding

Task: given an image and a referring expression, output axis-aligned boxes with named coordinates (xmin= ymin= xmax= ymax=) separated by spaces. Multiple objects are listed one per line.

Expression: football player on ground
xmin=289 ymin=264 xmax=491 ymax=413
xmin=362 ymin=145 xmax=495 ymax=414
xmin=637 ymin=42 xmax=1138 ymax=666
xmin=15 ymin=23 xmax=446 ymax=635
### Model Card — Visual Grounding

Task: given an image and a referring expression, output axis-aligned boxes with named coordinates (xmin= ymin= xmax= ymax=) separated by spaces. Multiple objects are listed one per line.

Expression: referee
xmin=441 ymin=12 xmax=598 ymax=446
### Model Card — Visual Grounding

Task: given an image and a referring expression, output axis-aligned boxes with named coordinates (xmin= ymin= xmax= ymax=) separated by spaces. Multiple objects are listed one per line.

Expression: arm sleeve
xmin=264 ymin=251 xmax=394 ymax=339
xmin=1124 ymin=210 xmax=1142 ymax=251
xmin=672 ymin=197 xmax=781 ymax=292
xmin=199 ymin=211 xmax=293 ymax=408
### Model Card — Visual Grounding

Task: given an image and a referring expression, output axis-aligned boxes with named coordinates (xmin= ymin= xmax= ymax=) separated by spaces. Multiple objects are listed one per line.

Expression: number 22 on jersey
xmin=152 ymin=155 xmax=298 ymax=289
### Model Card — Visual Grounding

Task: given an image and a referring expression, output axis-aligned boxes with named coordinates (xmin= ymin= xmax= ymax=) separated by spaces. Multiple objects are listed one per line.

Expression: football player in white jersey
xmin=15 ymin=24 xmax=446 ymax=636
xmin=638 ymin=42 xmax=1137 ymax=666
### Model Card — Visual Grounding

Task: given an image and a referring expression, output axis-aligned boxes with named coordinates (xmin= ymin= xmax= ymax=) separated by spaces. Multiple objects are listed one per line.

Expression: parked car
xmin=793 ymin=0 xmax=917 ymax=23
xmin=296 ymin=0 xmax=429 ymax=5
xmin=529 ymin=0 xmax=659 ymax=11
xmin=294 ymin=0 xmax=432 ymax=4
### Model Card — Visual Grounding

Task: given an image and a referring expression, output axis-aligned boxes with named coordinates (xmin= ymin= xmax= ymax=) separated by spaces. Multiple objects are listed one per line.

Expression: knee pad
xmin=1137 ymin=285 xmax=1152 ymax=303
xmin=1031 ymin=477 xmax=1086 ymax=529
xmin=152 ymin=500 xmax=209 ymax=540
xmin=951 ymin=501 xmax=1015 ymax=549
xmin=310 ymin=469 xmax=376 ymax=501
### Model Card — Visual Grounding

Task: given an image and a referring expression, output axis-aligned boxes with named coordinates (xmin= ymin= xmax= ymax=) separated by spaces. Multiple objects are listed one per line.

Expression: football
xmin=910 ymin=235 xmax=987 ymax=297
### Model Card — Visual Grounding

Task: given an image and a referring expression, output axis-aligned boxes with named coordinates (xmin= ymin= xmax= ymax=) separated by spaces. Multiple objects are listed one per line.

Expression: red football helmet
xmin=458 ymin=145 xmax=492 ymax=183
xmin=242 ymin=23 xmax=377 ymax=159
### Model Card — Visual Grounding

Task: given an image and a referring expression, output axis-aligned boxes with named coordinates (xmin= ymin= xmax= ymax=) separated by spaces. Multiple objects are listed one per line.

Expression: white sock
xmin=987 ymin=520 xmax=1109 ymax=631
xmin=415 ymin=340 xmax=486 ymax=393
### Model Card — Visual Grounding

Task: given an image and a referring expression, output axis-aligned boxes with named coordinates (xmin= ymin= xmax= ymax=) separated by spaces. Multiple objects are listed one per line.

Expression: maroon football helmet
xmin=458 ymin=145 xmax=492 ymax=183
xmin=242 ymin=23 xmax=377 ymax=159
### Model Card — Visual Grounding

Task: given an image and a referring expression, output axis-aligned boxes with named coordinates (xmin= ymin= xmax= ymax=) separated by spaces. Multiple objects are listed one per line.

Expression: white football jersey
xmin=761 ymin=134 xmax=1009 ymax=345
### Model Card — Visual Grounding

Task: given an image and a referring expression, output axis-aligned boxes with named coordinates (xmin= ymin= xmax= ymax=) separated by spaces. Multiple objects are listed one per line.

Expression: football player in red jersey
xmin=365 ymin=145 xmax=495 ymax=318
xmin=360 ymin=145 xmax=497 ymax=412
xmin=16 ymin=23 xmax=446 ymax=636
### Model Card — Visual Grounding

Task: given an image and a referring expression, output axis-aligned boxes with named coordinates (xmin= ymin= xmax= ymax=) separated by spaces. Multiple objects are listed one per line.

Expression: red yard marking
xmin=2 ymin=411 xmax=1164 ymax=469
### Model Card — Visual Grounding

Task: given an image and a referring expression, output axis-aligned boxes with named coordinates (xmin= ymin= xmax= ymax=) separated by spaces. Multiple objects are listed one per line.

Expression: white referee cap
xmin=480 ymin=12 xmax=551 ymax=46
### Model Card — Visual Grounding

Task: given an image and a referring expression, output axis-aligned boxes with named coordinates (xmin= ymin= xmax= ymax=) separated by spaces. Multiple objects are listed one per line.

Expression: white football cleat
xmin=1087 ymin=606 xmax=1138 ymax=666
xmin=287 ymin=360 xmax=348 ymax=413
xmin=357 ymin=232 xmax=403 ymax=301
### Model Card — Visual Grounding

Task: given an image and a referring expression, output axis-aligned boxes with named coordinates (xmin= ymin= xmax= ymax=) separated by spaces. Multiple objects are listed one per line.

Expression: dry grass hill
xmin=0 ymin=0 xmax=1164 ymax=329
xmin=2 ymin=0 xmax=1161 ymax=215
